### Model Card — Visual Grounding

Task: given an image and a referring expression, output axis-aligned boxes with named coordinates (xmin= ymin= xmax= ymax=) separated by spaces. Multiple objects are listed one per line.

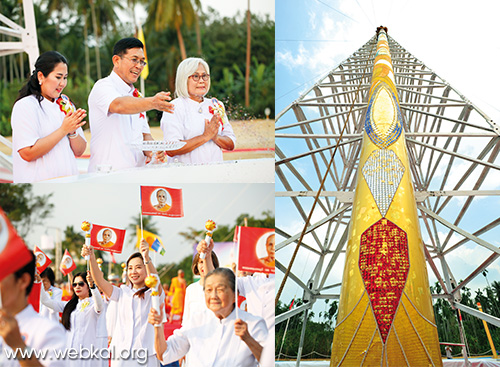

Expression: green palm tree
xmin=147 ymin=0 xmax=196 ymax=60
xmin=42 ymin=0 xmax=76 ymax=47
xmin=84 ymin=0 xmax=122 ymax=79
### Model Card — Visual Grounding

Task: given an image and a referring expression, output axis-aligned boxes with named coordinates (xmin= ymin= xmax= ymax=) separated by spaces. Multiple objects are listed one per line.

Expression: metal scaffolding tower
xmin=276 ymin=32 xmax=500 ymax=363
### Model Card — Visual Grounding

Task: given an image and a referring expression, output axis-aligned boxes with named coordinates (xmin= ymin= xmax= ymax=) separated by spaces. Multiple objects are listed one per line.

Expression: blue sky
xmin=276 ymin=0 xmax=500 ymax=120
xmin=275 ymin=0 xmax=500 ymax=315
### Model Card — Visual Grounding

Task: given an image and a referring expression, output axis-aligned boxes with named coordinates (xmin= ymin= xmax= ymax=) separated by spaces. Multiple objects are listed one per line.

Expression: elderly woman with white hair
xmin=160 ymin=57 xmax=236 ymax=164
xmin=148 ymin=267 xmax=267 ymax=366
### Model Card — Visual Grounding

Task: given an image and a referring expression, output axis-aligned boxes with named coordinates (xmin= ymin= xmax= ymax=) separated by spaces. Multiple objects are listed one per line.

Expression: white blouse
xmin=162 ymin=308 xmax=268 ymax=367
xmin=40 ymin=286 xmax=105 ymax=367
xmin=182 ymin=280 xmax=205 ymax=324
xmin=160 ymin=97 xmax=236 ymax=164
xmin=39 ymin=285 xmax=63 ymax=323
xmin=0 ymin=305 xmax=66 ymax=367
xmin=109 ymin=284 xmax=165 ymax=365
xmin=11 ymin=95 xmax=86 ymax=182
xmin=238 ymin=274 xmax=275 ymax=332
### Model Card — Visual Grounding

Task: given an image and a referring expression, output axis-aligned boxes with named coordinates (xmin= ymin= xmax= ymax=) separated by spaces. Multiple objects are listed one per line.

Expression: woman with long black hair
xmin=39 ymin=271 xmax=105 ymax=366
xmin=11 ymin=50 xmax=87 ymax=182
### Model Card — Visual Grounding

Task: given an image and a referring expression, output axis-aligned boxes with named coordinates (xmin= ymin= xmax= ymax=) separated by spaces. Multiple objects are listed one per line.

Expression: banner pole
xmin=235 ymin=226 xmax=240 ymax=320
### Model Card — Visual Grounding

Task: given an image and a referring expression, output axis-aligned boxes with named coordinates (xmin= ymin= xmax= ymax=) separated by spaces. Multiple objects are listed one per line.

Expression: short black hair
xmin=113 ymin=38 xmax=144 ymax=57
xmin=40 ymin=267 xmax=55 ymax=286
xmin=14 ymin=251 xmax=36 ymax=296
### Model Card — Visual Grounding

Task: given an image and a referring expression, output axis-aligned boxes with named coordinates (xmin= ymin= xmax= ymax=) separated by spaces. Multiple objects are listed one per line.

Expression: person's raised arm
xmin=148 ymin=307 xmax=168 ymax=362
xmin=87 ymin=270 xmax=104 ymax=314
xmin=109 ymin=92 xmax=174 ymax=115
xmin=18 ymin=109 xmax=87 ymax=162
xmin=140 ymin=239 xmax=163 ymax=297
xmin=81 ymin=245 xmax=114 ymax=299
xmin=196 ymin=239 xmax=216 ymax=274
xmin=235 ymin=319 xmax=263 ymax=362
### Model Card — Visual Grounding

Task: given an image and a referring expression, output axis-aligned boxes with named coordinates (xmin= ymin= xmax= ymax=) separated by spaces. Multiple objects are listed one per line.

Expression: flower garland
xmin=208 ymin=98 xmax=228 ymax=131
xmin=56 ymin=94 xmax=76 ymax=116
xmin=133 ymin=88 xmax=146 ymax=119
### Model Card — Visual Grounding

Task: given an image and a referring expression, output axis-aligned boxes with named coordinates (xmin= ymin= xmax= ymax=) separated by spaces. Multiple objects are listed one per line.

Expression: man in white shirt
xmin=0 ymin=252 xmax=66 ymax=366
xmin=88 ymin=37 xmax=174 ymax=172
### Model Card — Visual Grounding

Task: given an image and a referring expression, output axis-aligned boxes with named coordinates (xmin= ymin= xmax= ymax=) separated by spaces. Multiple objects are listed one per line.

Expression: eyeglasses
xmin=121 ymin=56 xmax=147 ymax=67
xmin=72 ymin=282 xmax=85 ymax=288
xmin=189 ymin=73 xmax=210 ymax=82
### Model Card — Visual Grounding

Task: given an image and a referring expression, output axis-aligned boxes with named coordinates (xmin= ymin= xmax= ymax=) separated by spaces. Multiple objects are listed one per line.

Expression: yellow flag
xmin=137 ymin=25 xmax=149 ymax=80
xmin=135 ymin=225 xmax=164 ymax=251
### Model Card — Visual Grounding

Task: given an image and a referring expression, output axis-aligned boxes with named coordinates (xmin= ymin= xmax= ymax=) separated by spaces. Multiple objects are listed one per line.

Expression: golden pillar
xmin=330 ymin=27 xmax=442 ymax=366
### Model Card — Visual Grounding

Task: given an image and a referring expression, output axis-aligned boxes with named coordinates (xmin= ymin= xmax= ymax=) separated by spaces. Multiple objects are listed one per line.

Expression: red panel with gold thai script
xmin=359 ymin=218 xmax=409 ymax=343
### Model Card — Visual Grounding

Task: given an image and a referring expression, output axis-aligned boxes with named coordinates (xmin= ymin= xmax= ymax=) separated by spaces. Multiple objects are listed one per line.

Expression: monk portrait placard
xmin=90 ymin=224 xmax=126 ymax=254
xmin=237 ymin=226 xmax=275 ymax=274
xmin=34 ymin=246 xmax=52 ymax=273
xmin=140 ymin=186 xmax=184 ymax=218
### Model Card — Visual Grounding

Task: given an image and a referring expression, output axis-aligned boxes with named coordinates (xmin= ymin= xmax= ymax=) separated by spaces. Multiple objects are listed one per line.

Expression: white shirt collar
xmin=110 ymin=70 xmax=135 ymax=95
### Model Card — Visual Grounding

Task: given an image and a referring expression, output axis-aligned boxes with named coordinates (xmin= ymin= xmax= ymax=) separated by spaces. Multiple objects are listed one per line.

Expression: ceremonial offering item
xmin=129 ymin=140 xmax=186 ymax=152
xmin=81 ymin=221 xmax=92 ymax=266
xmin=96 ymin=258 xmax=103 ymax=271
xmin=145 ymin=274 xmax=162 ymax=327
xmin=56 ymin=94 xmax=76 ymax=116
xmin=208 ymin=98 xmax=229 ymax=131
xmin=201 ymin=220 xmax=216 ymax=260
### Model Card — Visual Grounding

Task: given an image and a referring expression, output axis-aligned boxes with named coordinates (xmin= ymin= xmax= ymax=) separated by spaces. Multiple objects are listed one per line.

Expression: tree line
xmin=0 ymin=184 xmax=275 ymax=289
xmin=0 ymin=0 xmax=275 ymax=136
xmin=276 ymin=280 xmax=500 ymax=359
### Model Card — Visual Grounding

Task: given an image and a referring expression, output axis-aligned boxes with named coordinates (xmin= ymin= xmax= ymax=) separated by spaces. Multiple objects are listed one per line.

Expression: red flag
xmin=60 ymin=249 xmax=76 ymax=276
xmin=289 ymin=298 xmax=295 ymax=310
xmin=34 ymin=246 xmax=52 ymax=273
xmin=140 ymin=186 xmax=183 ymax=217
xmin=28 ymin=282 xmax=41 ymax=312
xmin=237 ymin=226 xmax=275 ymax=274
xmin=0 ymin=208 xmax=33 ymax=281
xmin=90 ymin=224 xmax=126 ymax=254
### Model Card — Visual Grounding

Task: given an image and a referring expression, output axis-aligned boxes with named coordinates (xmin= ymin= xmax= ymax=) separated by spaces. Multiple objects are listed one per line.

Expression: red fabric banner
xmin=28 ymin=282 xmax=41 ymax=313
xmin=60 ymin=249 xmax=77 ymax=276
xmin=0 ymin=208 xmax=33 ymax=281
xmin=34 ymin=246 xmax=52 ymax=273
xmin=90 ymin=224 xmax=126 ymax=254
xmin=237 ymin=226 xmax=275 ymax=274
xmin=140 ymin=186 xmax=184 ymax=217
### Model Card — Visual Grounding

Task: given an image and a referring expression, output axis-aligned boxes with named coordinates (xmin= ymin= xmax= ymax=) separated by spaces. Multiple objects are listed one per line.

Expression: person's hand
xmin=148 ymin=307 xmax=163 ymax=326
xmin=140 ymin=239 xmax=150 ymax=262
xmin=155 ymin=150 xmax=166 ymax=163
xmin=86 ymin=270 xmax=94 ymax=288
xmin=151 ymin=92 xmax=174 ymax=113
xmin=196 ymin=239 xmax=214 ymax=255
xmin=61 ymin=108 xmax=87 ymax=135
xmin=234 ymin=319 xmax=250 ymax=341
xmin=203 ymin=114 xmax=220 ymax=140
xmin=0 ymin=310 xmax=25 ymax=349
xmin=81 ymin=244 xmax=94 ymax=258
xmin=145 ymin=150 xmax=166 ymax=165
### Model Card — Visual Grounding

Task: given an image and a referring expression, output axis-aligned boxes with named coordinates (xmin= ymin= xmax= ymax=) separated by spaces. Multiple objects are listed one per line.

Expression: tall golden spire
xmin=330 ymin=28 xmax=442 ymax=366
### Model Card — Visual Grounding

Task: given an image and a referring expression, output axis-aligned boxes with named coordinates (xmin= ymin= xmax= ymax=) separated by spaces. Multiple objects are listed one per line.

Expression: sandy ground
xmin=0 ymin=119 xmax=275 ymax=160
